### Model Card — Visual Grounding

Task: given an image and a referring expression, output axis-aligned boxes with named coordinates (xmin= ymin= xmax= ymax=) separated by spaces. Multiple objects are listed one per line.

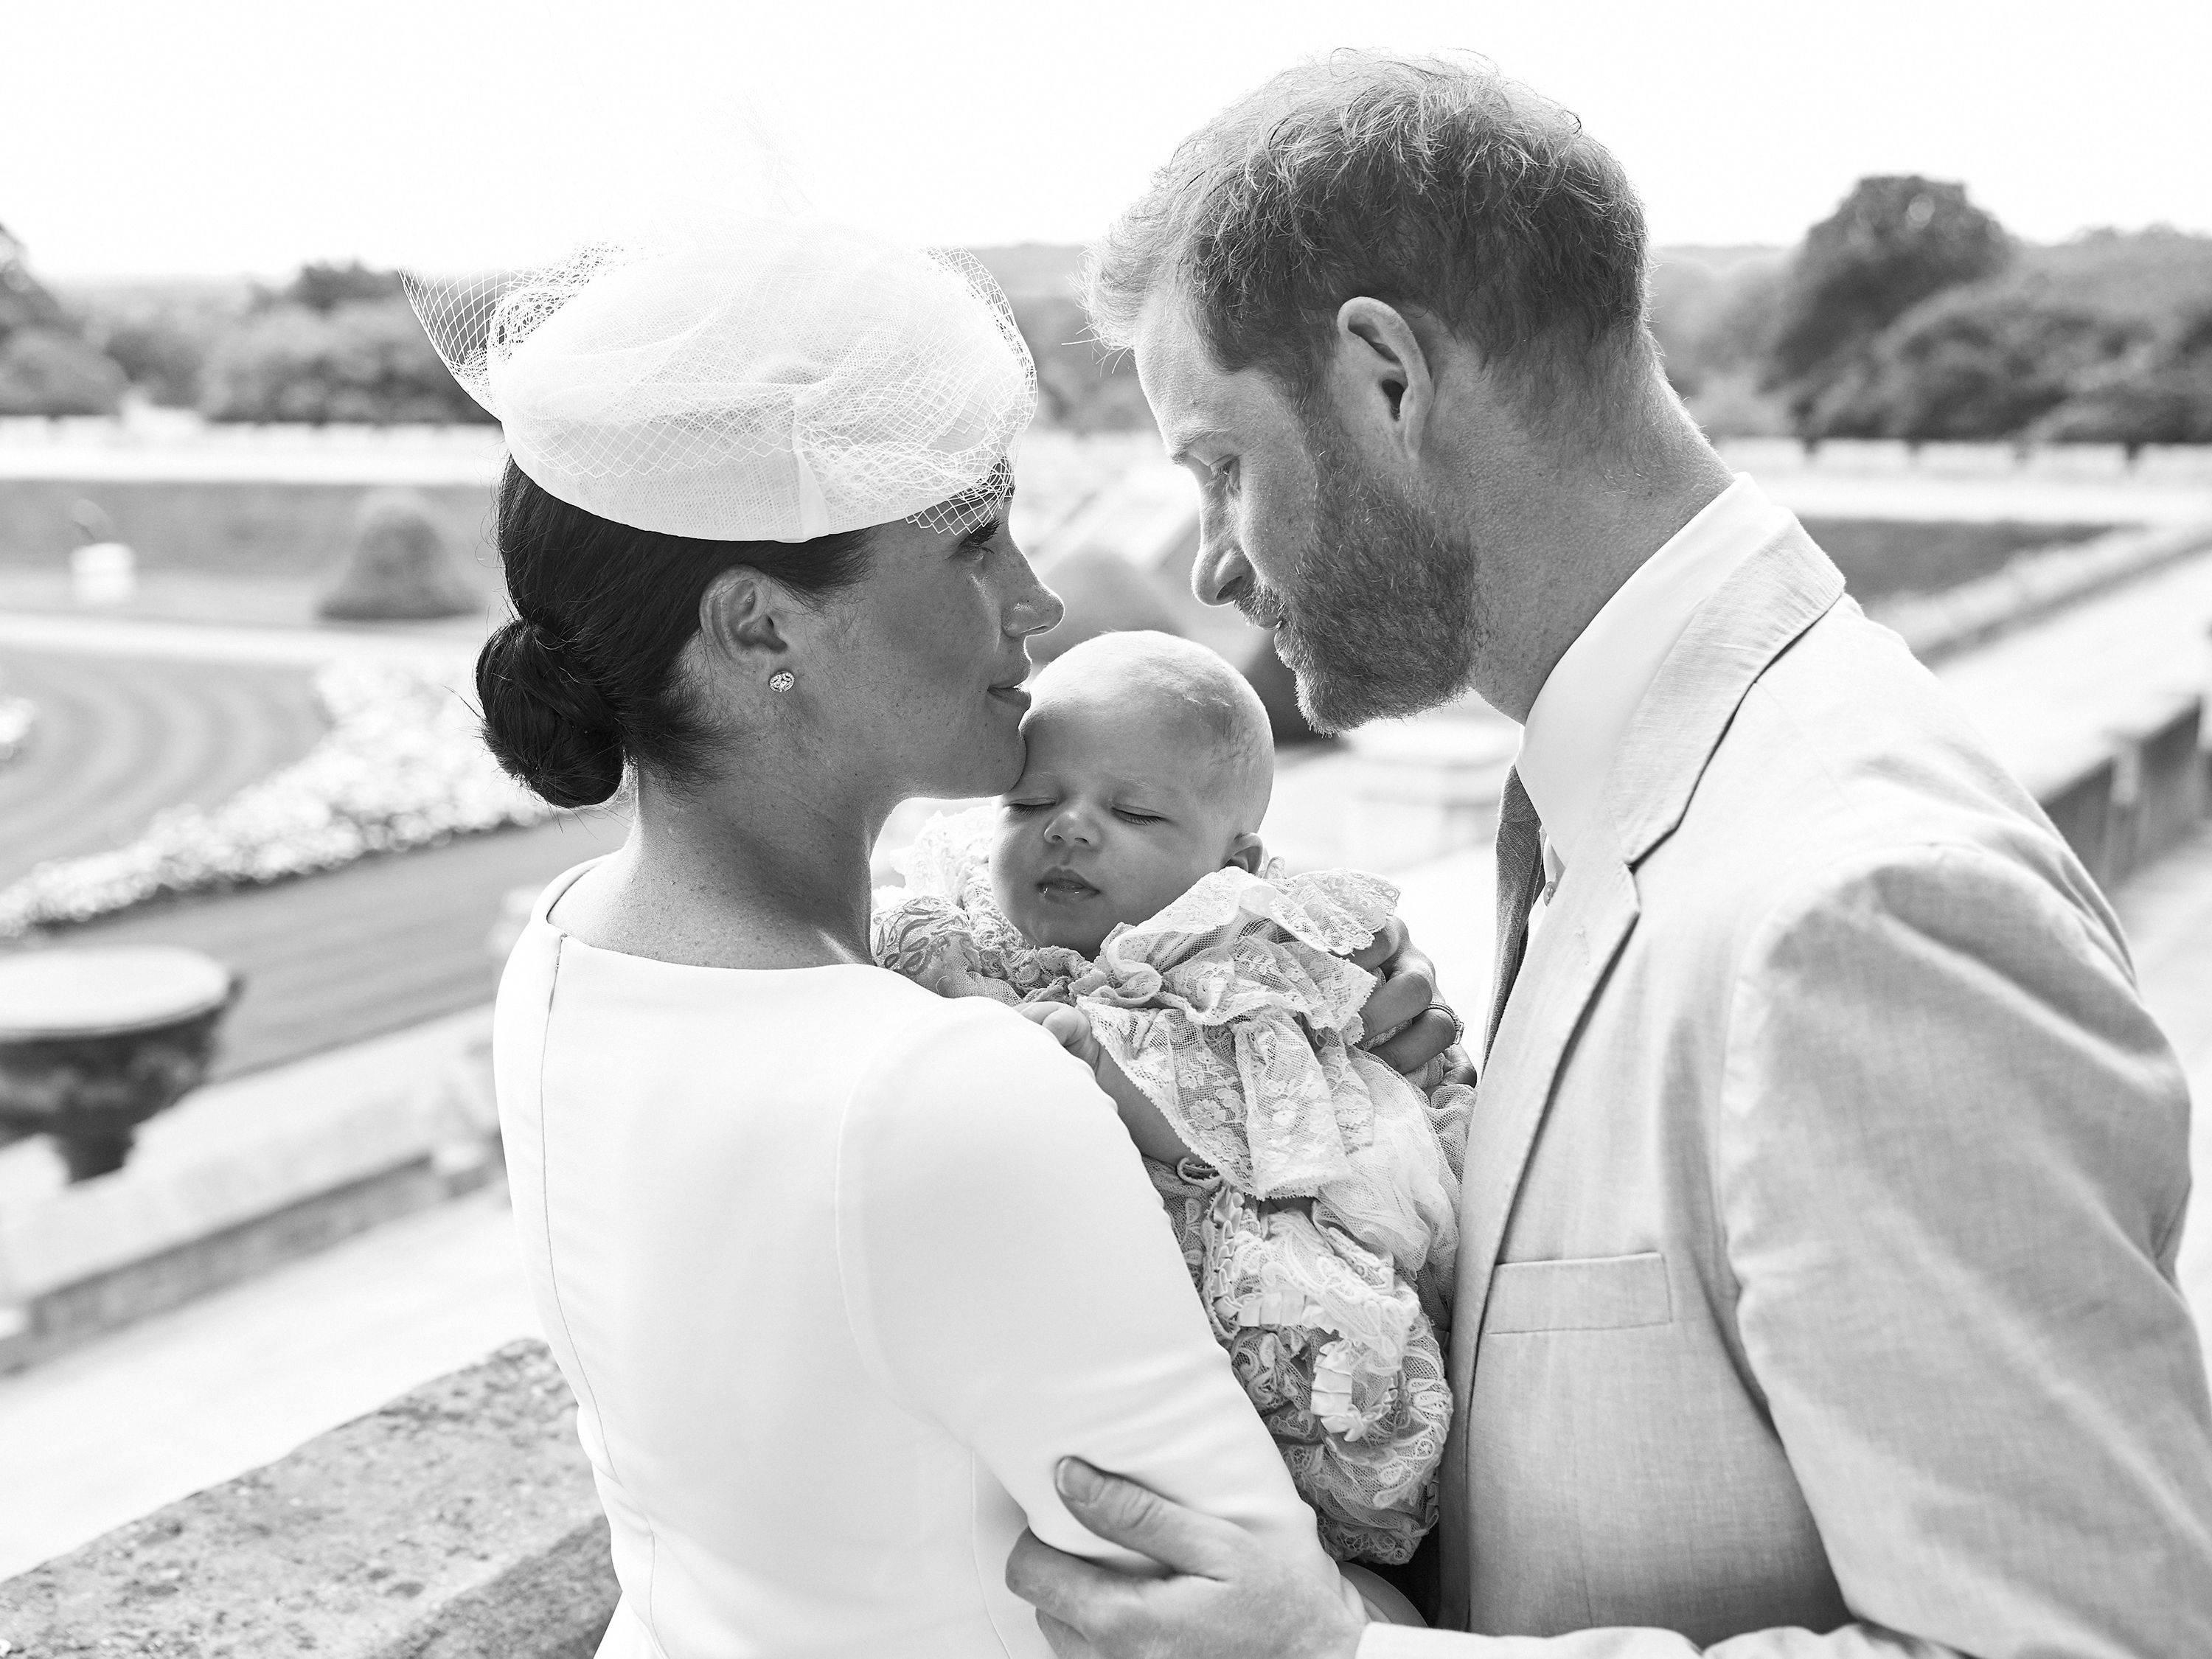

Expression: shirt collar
xmin=1515 ymin=474 xmax=1791 ymax=868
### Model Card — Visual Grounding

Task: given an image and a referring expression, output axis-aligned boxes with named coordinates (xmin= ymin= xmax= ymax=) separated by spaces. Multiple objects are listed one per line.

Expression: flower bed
xmin=0 ymin=692 xmax=31 ymax=767
xmin=0 ymin=659 xmax=553 ymax=937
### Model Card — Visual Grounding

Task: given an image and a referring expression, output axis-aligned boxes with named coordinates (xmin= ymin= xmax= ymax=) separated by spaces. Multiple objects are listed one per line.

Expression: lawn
xmin=1800 ymin=518 xmax=2116 ymax=605
xmin=0 ymin=455 xmax=2125 ymax=625
xmin=0 ymin=477 xmax=501 ymax=582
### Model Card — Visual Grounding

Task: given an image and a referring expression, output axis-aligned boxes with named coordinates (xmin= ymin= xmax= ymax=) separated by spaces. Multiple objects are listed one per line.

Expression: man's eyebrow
xmin=1164 ymin=428 xmax=1231 ymax=468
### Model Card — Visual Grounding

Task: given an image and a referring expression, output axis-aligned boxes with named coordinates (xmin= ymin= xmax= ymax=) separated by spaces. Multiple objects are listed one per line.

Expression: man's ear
xmin=1224 ymin=832 xmax=1266 ymax=875
xmin=696 ymin=566 xmax=791 ymax=679
xmin=1329 ymin=297 xmax=1434 ymax=460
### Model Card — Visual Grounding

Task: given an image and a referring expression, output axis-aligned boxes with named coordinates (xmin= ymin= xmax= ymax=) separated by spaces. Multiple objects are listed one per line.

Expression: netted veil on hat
xmin=406 ymin=217 xmax=1037 ymax=542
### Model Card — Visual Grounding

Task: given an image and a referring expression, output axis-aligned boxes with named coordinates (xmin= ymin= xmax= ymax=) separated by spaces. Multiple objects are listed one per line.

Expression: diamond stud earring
xmin=769 ymin=671 xmax=795 ymax=693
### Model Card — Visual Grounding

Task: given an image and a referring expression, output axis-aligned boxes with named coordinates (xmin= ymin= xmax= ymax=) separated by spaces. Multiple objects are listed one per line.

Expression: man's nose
xmin=1191 ymin=512 xmax=1252 ymax=608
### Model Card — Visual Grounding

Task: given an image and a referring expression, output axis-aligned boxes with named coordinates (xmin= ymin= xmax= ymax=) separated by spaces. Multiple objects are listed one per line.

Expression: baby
xmin=873 ymin=631 xmax=1468 ymax=1565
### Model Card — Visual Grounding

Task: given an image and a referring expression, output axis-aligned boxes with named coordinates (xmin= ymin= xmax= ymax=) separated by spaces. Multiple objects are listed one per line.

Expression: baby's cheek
xmin=1115 ymin=848 xmax=1218 ymax=930
xmin=987 ymin=838 xmax=1032 ymax=919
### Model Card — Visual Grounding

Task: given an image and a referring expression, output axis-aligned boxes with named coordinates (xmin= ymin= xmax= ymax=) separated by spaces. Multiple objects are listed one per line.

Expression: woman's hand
xmin=1018 ymin=1003 xmax=1190 ymax=1166
xmin=1352 ymin=917 xmax=1473 ymax=1084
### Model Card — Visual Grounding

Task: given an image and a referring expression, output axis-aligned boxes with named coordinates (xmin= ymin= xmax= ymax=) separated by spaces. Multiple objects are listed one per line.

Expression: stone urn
xmin=0 ymin=947 xmax=240 ymax=1183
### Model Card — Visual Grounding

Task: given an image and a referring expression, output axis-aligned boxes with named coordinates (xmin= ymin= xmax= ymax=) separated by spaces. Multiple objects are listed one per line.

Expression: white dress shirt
xmin=1516 ymin=475 xmax=1792 ymax=931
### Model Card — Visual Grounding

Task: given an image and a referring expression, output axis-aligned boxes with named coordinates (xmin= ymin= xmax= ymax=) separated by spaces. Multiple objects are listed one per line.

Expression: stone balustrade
xmin=0 ymin=1340 xmax=616 ymax=1658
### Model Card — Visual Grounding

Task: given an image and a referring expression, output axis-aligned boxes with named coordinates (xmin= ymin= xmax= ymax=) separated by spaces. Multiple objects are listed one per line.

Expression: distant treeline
xmin=9 ymin=180 xmax=2211 ymax=448
xmin=1652 ymin=178 xmax=2212 ymax=450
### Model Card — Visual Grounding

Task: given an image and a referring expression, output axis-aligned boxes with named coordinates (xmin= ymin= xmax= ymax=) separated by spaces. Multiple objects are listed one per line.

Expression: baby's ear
xmin=1225 ymin=832 xmax=1266 ymax=875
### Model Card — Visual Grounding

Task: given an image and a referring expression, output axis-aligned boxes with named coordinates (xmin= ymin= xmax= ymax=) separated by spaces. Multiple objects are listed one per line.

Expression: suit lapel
xmin=1437 ymin=522 xmax=1849 ymax=1630
xmin=1449 ymin=522 xmax=1844 ymax=1363
xmin=1451 ymin=855 xmax=1639 ymax=1352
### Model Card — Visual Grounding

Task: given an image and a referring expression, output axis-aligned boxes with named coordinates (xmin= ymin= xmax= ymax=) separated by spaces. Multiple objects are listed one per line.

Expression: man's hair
xmin=1085 ymin=52 xmax=1652 ymax=410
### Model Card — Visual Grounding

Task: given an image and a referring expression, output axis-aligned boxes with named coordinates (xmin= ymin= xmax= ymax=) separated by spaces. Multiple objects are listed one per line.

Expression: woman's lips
xmin=987 ymin=684 xmax=1032 ymax=712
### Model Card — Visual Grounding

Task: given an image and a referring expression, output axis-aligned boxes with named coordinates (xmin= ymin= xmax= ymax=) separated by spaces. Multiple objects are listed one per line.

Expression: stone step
xmin=0 ymin=1006 xmax=503 ymax=1374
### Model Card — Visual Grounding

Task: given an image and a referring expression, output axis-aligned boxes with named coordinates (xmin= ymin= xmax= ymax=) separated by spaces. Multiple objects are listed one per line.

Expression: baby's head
xmin=992 ymin=631 xmax=1273 ymax=955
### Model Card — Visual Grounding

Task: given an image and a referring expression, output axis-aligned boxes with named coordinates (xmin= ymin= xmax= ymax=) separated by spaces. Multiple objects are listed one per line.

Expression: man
xmin=1005 ymin=52 xmax=2212 ymax=1658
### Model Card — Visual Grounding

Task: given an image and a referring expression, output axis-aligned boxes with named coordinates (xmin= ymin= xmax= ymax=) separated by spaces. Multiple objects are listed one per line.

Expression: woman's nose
xmin=999 ymin=545 xmax=1065 ymax=639
xmin=1191 ymin=511 xmax=1253 ymax=608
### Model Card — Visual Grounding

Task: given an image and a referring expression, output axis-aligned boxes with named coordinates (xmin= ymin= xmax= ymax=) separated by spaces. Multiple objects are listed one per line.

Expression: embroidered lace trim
xmin=872 ymin=807 xmax=1475 ymax=1562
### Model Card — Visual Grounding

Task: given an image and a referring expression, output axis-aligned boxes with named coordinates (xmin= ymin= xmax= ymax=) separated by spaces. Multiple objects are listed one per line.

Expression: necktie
xmin=1484 ymin=769 xmax=1546 ymax=1060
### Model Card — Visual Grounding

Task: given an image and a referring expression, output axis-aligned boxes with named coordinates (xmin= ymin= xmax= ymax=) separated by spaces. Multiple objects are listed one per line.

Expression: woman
xmin=417 ymin=217 xmax=1453 ymax=1656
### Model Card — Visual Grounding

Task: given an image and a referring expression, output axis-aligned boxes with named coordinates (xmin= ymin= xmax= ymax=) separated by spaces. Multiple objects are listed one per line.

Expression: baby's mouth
xmin=1034 ymin=868 xmax=1100 ymax=901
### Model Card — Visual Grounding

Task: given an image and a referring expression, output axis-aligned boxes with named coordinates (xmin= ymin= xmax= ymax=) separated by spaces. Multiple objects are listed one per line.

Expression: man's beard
xmin=1249 ymin=414 xmax=1481 ymax=733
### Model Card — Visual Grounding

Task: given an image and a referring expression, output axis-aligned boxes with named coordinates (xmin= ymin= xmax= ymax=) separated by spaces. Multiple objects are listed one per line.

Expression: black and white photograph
xmin=1 ymin=1 xmax=2211 ymax=1653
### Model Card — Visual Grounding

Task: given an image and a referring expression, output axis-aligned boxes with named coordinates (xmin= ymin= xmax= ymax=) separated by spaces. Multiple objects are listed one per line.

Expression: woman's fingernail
xmin=1057 ymin=1458 xmax=1102 ymax=1502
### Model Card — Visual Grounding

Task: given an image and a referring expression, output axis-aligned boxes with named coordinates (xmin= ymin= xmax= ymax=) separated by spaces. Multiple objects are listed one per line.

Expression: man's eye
xmin=1208 ymin=458 xmax=1239 ymax=490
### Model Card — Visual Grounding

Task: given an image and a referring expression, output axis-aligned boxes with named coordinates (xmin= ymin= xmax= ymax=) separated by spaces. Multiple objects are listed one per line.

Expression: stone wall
xmin=0 ymin=1341 xmax=617 ymax=1657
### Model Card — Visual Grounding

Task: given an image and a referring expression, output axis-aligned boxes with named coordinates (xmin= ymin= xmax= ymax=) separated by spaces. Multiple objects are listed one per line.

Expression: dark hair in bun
xmin=479 ymin=461 xmax=872 ymax=807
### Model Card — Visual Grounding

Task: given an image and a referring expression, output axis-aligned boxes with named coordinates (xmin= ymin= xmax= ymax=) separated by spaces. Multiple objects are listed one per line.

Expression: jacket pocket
xmin=1484 ymin=1251 xmax=1672 ymax=1334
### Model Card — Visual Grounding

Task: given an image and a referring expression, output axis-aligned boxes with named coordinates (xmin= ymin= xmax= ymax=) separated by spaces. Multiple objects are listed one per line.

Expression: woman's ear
xmin=696 ymin=566 xmax=790 ymax=680
xmin=1224 ymin=832 xmax=1266 ymax=875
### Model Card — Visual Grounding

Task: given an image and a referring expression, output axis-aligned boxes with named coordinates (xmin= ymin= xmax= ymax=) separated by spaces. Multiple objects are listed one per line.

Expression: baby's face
xmin=992 ymin=692 xmax=1251 ymax=956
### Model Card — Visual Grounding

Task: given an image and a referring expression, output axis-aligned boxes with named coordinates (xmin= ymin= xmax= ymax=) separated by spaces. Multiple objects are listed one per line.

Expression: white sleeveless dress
xmin=495 ymin=860 xmax=1333 ymax=1658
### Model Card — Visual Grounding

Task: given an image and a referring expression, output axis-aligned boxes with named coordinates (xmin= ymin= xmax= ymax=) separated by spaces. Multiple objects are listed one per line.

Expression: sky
xmin=6 ymin=0 xmax=2209 ymax=280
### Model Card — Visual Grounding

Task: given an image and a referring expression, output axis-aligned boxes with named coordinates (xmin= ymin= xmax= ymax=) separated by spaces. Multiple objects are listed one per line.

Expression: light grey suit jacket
xmin=1370 ymin=525 xmax=2212 ymax=1656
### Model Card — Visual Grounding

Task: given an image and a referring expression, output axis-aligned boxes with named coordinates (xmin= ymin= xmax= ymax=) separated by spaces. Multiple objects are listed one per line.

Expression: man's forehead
xmin=1132 ymin=286 xmax=1293 ymax=465
xmin=1133 ymin=288 xmax=1231 ymax=448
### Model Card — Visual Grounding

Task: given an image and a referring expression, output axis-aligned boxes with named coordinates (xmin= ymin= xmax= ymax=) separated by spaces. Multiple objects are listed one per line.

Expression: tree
xmin=1767 ymin=177 xmax=2011 ymax=422
xmin=0 ymin=220 xmax=129 ymax=414
xmin=1009 ymin=293 xmax=1152 ymax=431
xmin=199 ymin=297 xmax=494 ymax=424
xmin=1804 ymin=287 xmax=2139 ymax=442
xmin=285 ymin=260 xmax=407 ymax=313
xmin=0 ymin=221 xmax=67 ymax=338
xmin=0 ymin=328 xmax=125 ymax=416
xmin=1647 ymin=253 xmax=1786 ymax=397
xmin=2034 ymin=302 xmax=2212 ymax=450
xmin=97 ymin=313 xmax=215 ymax=407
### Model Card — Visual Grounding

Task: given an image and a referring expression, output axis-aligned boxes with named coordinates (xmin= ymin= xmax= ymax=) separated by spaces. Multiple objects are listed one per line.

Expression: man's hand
xmin=1006 ymin=1458 xmax=1367 ymax=1659
xmin=1354 ymin=918 xmax=1470 ymax=1082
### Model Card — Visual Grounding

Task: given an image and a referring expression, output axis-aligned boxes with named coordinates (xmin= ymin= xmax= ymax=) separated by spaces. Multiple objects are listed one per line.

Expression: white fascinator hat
xmin=407 ymin=215 xmax=1037 ymax=543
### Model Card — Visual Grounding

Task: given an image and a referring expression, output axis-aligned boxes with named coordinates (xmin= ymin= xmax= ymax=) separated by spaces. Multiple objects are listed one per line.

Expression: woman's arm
xmin=834 ymin=1000 xmax=1351 ymax=1592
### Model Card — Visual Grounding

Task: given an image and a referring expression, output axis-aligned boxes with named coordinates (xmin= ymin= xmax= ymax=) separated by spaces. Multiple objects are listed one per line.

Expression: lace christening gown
xmin=873 ymin=809 xmax=1475 ymax=1564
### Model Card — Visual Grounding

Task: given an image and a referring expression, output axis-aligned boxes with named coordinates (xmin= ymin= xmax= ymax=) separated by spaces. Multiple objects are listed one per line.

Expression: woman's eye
xmin=1208 ymin=457 xmax=1238 ymax=491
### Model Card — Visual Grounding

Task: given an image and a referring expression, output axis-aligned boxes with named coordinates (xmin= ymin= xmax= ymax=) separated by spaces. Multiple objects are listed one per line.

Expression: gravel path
xmin=42 ymin=808 xmax=628 ymax=1082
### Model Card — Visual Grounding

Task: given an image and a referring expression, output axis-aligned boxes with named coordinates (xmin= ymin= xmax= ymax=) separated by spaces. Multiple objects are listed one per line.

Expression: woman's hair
xmin=477 ymin=461 xmax=872 ymax=808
